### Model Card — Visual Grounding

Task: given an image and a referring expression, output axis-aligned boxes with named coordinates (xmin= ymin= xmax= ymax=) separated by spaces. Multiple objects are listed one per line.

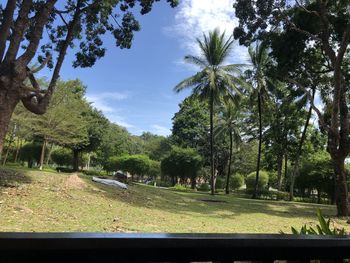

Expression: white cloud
xmin=85 ymin=91 xmax=133 ymax=128
xmin=165 ymin=0 xmax=249 ymax=67
xmin=150 ymin=124 xmax=171 ymax=137
xmin=106 ymin=113 xmax=134 ymax=129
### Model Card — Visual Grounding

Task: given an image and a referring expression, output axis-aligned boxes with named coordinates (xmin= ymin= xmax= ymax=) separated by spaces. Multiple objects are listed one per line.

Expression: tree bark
xmin=0 ymin=88 xmax=19 ymax=157
xmin=289 ymin=88 xmax=315 ymax=200
xmin=225 ymin=132 xmax=233 ymax=194
xmin=14 ymin=138 xmax=23 ymax=163
xmin=86 ymin=153 xmax=91 ymax=170
xmin=283 ymin=153 xmax=288 ymax=189
xmin=190 ymin=177 xmax=196 ymax=189
xmin=2 ymin=123 xmax=16 ymax=165
xmin=253 ymin=92 xmax=262 ymax=198
xmin=277 ymin=155 xmax=283 ymax=191
xmin=73 ymin=149 xmax=79 ymax=172
xmin=39 ymin=138 xmax=47 ymax=170
xmin=209 ymin=91 xmax=215 ymax=195
xmin=332 ymin=155 xmax=349 ymax=216
xmin=45 ymin=143 xmax=54 ymax=165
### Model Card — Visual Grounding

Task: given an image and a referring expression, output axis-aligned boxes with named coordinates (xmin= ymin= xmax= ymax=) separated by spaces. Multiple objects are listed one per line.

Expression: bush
xmin=275 ymin=191 xmax=290 ymax=201
xmin=245 ymin=171 xmax=269 ymax=190
xmin=268 ymin=171 xmax=278 ymax=188
xmin=19 ymin=142 xmax=42 ymax=167
xmin=104 ymin=156 xmax=120 ymax=173
xmin=56 ymin=167 xmax=74 ymax=173
xmin=230 ymin=174 xmax=244 ymax=190
xmin=82 ymin=170 xmax=104 ymax=176
xmin=197 ymin=183 xmax=210 ymax=192
xmin=155 ymin=179 xmax=172 ymax=188
xmin=172 ymin=184 xmax=187 ymax=191
xmin=215 ymin=177 xmax=225 ymax=189
xmin=51 ymin=147 xmax=72 ymax=167
xmin=258 ymin=190 xmax=290 ymax=201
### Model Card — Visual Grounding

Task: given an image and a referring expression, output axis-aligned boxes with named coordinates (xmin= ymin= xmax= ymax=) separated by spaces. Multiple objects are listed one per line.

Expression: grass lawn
xmin=0 ymin=166 xmax=349 ymax=233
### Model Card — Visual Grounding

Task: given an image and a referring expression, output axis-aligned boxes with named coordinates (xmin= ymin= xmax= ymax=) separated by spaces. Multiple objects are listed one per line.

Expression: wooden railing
xmin=0 ymin=233 xmax=350 ymax=262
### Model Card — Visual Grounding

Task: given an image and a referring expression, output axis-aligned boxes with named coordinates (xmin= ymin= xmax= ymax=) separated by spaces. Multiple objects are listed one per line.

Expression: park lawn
xmin=0 ymin=167 xmax=349 ymax=233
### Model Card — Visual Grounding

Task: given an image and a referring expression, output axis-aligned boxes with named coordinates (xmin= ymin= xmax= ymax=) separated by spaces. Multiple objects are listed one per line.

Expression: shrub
xmin=215 ymin=177 xmax=225 ymax=189
xmin=230 ymin=174 xmax=244 ymax=190
xmin=197 ymin=183 xmax=210 ymax=192
xmin=51 ymin=147 xmax=72 ymax=167
xmin=283 ymin=210 xmax=347 ymax=235
xmin=275 ymin=191 xmax=290 ymax=201
xmin=268 ymin=171 xmax=278 ymax=188
xmin=155 ymin=179 xmax=172 ymax=188
xmin=19 ymin=142 xmax=42 ymax=167
xmin=56 ymin=167 xmax=74 ymax=173
xmin=172 ymin=184 xmax=187 ymax=191
xmin=82 ymin=170 xmax=103 ymax=176
xmin=104 ymin=156 xmax=120 ymax=173
xmin=161 ymin=147 xmax=202 ymax=184
xmin=258 ymin=190 xmax=289 ymax=201
xmin=245 ymin=171 xmax=269 ymax=190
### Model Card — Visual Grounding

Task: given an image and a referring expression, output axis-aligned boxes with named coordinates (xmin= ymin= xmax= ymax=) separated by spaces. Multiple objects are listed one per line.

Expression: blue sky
xmin=42 ymin=0 xmax=248 ymax=136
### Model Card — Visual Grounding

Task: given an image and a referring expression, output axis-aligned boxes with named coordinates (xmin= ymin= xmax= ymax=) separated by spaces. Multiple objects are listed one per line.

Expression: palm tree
xmin=247 ymin=42 xmax=271 ymax=199
xmin=215 ymin=101 xmax=242 ymax=194
xmin=174 ymin=29 xmax=245 ymax=195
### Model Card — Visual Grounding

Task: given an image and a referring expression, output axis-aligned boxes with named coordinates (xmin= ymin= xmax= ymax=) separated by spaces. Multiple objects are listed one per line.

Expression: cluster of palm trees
xmin=174 ymin=28 xmax=270 ymax=196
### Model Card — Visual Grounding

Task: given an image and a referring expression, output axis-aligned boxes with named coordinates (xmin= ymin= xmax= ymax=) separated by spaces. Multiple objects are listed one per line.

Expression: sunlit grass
xmin=0 ymin=166 xmax=349 ymax=233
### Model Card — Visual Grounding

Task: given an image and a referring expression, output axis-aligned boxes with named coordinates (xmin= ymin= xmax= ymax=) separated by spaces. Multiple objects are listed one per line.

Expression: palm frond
xmin=184 ymin=55 xmax=208 ymax=68
xmin=174 ymin=71 xmax=206 ymax=93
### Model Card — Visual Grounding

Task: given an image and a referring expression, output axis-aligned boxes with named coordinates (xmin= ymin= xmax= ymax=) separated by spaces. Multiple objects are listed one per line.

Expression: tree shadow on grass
xmin=83 ymin=178 xmax=337 ymax=221
xmin=0 ymin=168 xmax=32 ymax=188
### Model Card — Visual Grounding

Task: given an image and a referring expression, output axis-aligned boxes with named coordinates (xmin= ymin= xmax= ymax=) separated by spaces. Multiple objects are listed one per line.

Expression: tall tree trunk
xmin=86 ymin=153 xmax=91 ymax=170
xmin=2 ymin=140 xmax=11 ymax=166
xmin=0 ymin=88 xmax=19 ymax=157
xmin=284 ymin=153 xmax=288 ymax=189
xmin=289 ymin=88 xmax=315 ymax=200
xmin=277 ymin=155 xmax=283 ymax=191
xmin=14 ymin=138 xmax=22 ymax=163
xmin=317 ymin=188 xmax=322 ymax=204
xmin=73 ymin=149 xmax=79 ymax=172
xmin=225 ymin=132 xmax=233 ymax=194
xmin=190 ymin=177 xmax=196 ymax=189
xmin=253 ymin=92 xmax=262 ymax=198
xmin=210 ymin=91 xmax=215 ymax=195
xmin=45 ymin=143 xmax=54 ymax=165
xmin=333 ymin=155 xmax=349 ymax=216
xmin=39 ymin=138 xmax=47 ymax=170
xmin=2 ymin=124 xmax=15 ymax=166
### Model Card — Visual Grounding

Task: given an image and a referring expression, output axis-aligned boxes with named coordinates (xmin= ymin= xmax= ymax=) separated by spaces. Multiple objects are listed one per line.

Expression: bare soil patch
xmin=64 ymin=173 xmax=87 ymax=190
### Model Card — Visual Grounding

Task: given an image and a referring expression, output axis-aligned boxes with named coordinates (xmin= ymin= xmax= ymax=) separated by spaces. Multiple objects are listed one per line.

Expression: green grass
xmin=0 ymin=166 xmax=349 ymax=233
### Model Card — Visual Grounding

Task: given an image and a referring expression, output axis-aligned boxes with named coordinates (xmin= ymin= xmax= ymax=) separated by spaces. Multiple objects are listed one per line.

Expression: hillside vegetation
xmin=0 ymin=167 xmax=349 ymax=233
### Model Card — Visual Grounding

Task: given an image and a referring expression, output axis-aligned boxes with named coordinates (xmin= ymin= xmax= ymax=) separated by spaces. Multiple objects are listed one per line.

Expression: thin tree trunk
xmin=277 ymin=155 xmax=283 ymax=191
xmin=39 ymin=138 xmax=47 ymax=170
xmin=0 ymin=89 xmax=19 ymax=157
xmin=283 ymin=153 xmax=288 ymax=189
xmin=2 ymin=124 xmax=15 ymax=166
xmin=253 ymin=92 xmax=262 ymax=198
xmin=317 ymin=188 xmax=322 ymax=204
xmin=225 ymin=132 xmax=233 ymax=194
xmin=290 ymin=88 xmax=315 ymax=200
xmin=210 ymin=91 xmax=215 ymax=195
xmin=86 ymin=153 xmax=91 ymax=170
xmin=14 ymin=138 xmax=22 ymax=163
xmin=45 ymin=143 xmax=54 ymax=165
xmin=190 ymin=177 xmax=196 ymax=189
